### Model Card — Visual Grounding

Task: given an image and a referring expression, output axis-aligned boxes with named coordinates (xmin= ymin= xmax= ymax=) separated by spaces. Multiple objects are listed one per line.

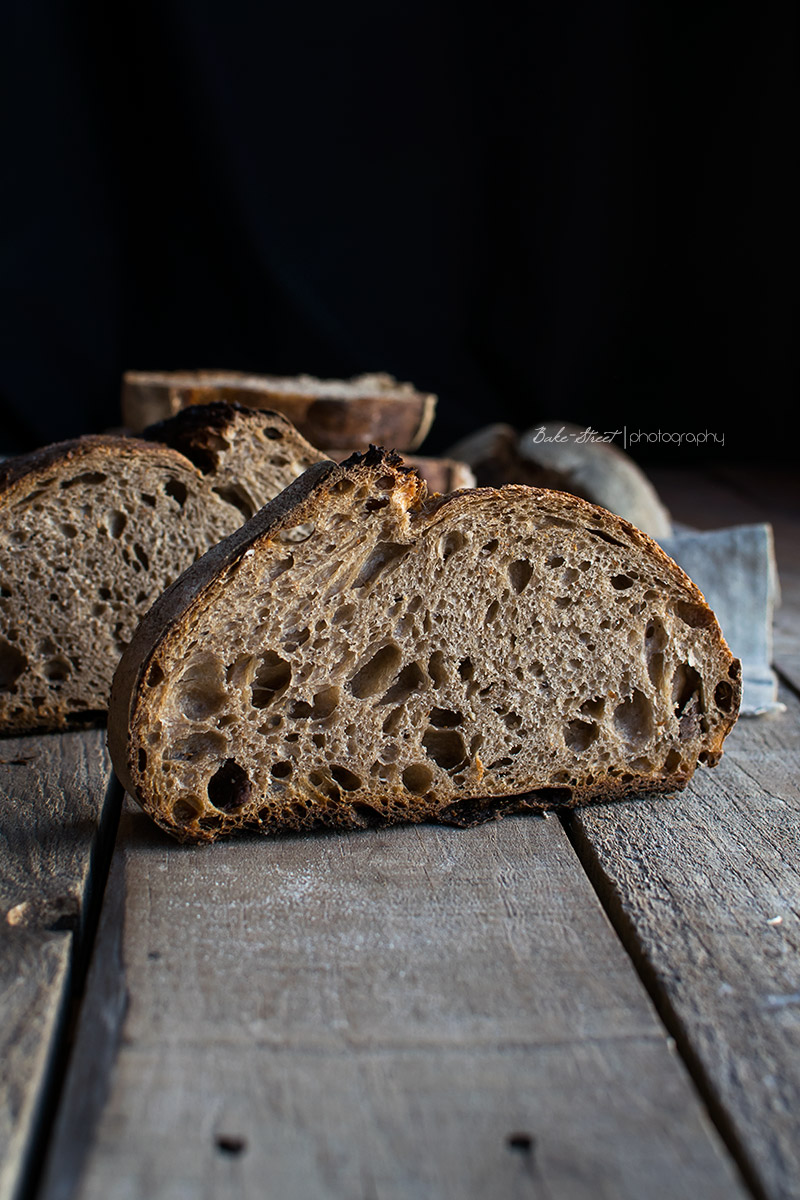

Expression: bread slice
xmin=108 ymin=449 xmax=741 ymax=844
xmin=122 ymin=369 xmax=437 ymax=452
xmin=0 ymin=404 xmax=327 ymax=734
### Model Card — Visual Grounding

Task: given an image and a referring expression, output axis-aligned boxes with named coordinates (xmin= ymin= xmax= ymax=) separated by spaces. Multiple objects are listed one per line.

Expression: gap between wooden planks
xmin=0 ymin=730 xmax=119 ymax=1200
xmin=39 ymin=803 xmax=746 ymax=1200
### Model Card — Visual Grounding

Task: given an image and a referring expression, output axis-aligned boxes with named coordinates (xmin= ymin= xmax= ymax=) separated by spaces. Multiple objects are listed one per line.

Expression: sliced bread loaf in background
xmin=122 ymin=369 xmax=437 ymax=453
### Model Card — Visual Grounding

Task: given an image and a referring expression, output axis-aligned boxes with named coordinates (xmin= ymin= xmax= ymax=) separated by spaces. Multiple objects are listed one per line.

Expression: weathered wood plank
xmin=42 ymin=806 xmax=747 ymax=1200
xmin=0 ymin=730 xmax=117 ymax=1200
xmin=568 ymin=684 xmax=800 ymax=1200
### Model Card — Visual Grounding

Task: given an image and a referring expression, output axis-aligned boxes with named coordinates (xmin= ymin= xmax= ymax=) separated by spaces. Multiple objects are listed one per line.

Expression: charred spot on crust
xmin=141 ymin=402 xmax=257 ymax=472
xmin=338 ymin=445 xmax=414 ymax=474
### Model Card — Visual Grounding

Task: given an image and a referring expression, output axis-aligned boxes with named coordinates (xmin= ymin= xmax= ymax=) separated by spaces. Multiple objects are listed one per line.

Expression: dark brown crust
xmin=108 ymin=448 xmax=741 ymax=843
xmin=122 ymin=371 xmax=437 ymax=451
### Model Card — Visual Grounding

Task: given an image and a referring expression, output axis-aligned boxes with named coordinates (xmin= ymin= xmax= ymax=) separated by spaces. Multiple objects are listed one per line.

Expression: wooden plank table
xmin=2 ymin=466 xmax=798 ymax=1200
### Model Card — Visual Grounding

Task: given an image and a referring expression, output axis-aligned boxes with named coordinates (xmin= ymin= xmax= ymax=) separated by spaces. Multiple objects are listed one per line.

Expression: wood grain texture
xmin=45 ymin=807 xmax=746 ymax=1200
xmin=0 ymin=730 xmax=116 ymax=1200
xmin=568 ymin=687 xmax=800 ymax=1200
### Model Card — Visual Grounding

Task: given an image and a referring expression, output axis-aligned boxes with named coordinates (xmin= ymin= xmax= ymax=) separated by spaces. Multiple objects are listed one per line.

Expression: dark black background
xmin=2 ymin=1 xmax=796 ymax=459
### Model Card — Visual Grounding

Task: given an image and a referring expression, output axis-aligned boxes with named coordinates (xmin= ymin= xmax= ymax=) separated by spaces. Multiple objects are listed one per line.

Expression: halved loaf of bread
xmin=122 ymin=369 xmax=437 ymax=452
xmin=108 ymin=449 xmax=741 ymax=843
xmin=0 ymin=405 xmax=327 ymax=733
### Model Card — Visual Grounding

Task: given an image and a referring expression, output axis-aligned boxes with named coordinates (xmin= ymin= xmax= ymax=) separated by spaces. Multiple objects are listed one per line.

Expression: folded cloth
xmin=660 ymin=524 xmax=783 ymax=717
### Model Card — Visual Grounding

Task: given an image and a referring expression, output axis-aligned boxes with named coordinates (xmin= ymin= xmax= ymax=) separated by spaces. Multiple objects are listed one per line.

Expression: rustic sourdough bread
xmin=0 ymin=405 xmax=327 ymax=733
xmin=109 ymin=449 xmax=741 ymax=843
xmin=122 ymin=369 xmax=437 ymax=452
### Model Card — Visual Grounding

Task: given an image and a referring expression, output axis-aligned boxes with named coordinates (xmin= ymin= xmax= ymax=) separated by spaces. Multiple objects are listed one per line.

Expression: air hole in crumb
xmin=138 ymin=748 xmax=147 ymax=772
xmin=381 ymin=661 xmax=426 ymax=705
xmin=555 ymin=597 xmax=571 ymax=609
xmin=382 ymin=707 xmax=403 ymax=734
xmin=428 ymin=650 xmax=448 ymax=687
xmin=331 ymin=765 xmax=362 ymax=791
xmin=485 ymin=599 xmax=500 ymax=624
xmin=613 ymin=689 xmax=654 ymax=744
xmin=333 ymin=602 xmax=356 ymax=625
xmin=311 ymin=685 xmax=340 ymax=719
xmin=589 ymin=528 xmax=625 ymax=548
xmin=207 ymin=760 xmax=251 ymax=813
xmin=60 ymin=522 xmax=78 ymax=538
xmin=279 ymin=522 xmax=315 ymax=543
xmin=270 ymin=761 xmax=292 ymax=779
xmin=422 ymin=728 xmax=467 ymax=772
xmin=728 ymin=660 xmax=741 ymax=679
xmin=252 ymin=651 xmax=292 ymax=708
xmin=349 ymin=643 xmax=402 ymax=699
xmin=402 ymin=763 xmax=433 ymax=794
xmin=458 ymin=657 xmax=474 ymax=681
xmin=107 ymin=511 xmax=127 ymax=538
xmin=331 ymin=478 xmax=355 ymax=494
xmin=580 ymin=696 xmax=605 ymax=719
xmin=133 ymin=543 xmax=150 ymax=570
xmin=564 ymin=719 xmax=598 ymax=752
xmin=290 ymin=700 xmax=313 ymax=719
xmin=164 ymin=478 xmax=188 ymax=506
xmin=508 ymin=560 xmax=533 ymax=594
xmin=168 ymin=730 xmax=228 ymax=763
xmin=675 ymin=600 xmax=714 ymax=629
xmin=439 ymin=529 xmax=467 ymax=561
xmin=352 ymin=542 xmax=410 ymax=588
xmin=45 ymin=657 xmax=70 ymax=682
xmin=714 ymin=680 xmax=734 ymax=712
xmin=61 ymin=471 xmax=107 ymax=488
xmin=546 ymin=555 xmax=564 ymax=569
xmin=429 ymin=707 xmax=464 ymax=728
xmin=663 ymin=749 xmax=683 ymax=774
xmin=611 ymin=574 xmax=634 ymax=590
xmin=481 ymin=538 xmax=499 ymax=555
xmin=172 ymin=799 xmax=200 ymax=825
xmin=351 ymin=802 xmax=385 ymax=827
xmin=644 ymin=616 xmax=668 ymax=687
xmin=144 ymin=662 xmax=164 ymax=689
xmin=263 ymin=425 xmax=282 ymax=440
xmin=672 ymin=663 xmax=702 ymax=717
xmin=365 ymin=496 xmax=389 ymax=512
